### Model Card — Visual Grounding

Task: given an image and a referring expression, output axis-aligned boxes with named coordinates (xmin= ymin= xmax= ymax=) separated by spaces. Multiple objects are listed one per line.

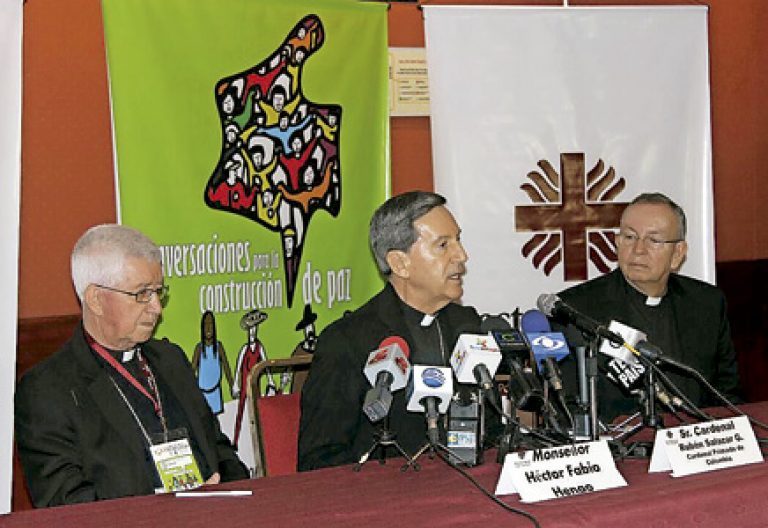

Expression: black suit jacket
xmin=15 ymin=324 xmax=248 ymax=507
xmin=557 ymin=269 xmax=741 ymax=421
xmin=297 ymin=284 xmax=481 ymax=471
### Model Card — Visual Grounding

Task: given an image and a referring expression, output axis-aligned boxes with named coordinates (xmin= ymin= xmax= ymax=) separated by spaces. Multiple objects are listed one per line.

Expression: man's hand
xmin=205 ymin=472 xmax=221 ymax=485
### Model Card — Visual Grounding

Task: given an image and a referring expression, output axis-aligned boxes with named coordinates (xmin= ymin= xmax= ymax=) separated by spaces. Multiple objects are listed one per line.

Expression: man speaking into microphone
xmin=553 ymin=192 xmax=741 ymax=421
xmin=298 ymin=191 xmax=482 ymax=471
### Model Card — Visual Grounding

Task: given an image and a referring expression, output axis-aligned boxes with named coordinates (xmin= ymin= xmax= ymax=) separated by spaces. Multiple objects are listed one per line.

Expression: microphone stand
xmin=411 ymin=398 xmax=449 ymax=464
xmin=572 ymin=346 xmax=592 ymax=440
xmin=354 ymin=413 xmax=420 ymax=472
xmin=585 ymin=336 xmax=601 ymax=442
xmin=613 ymin=354 xmax=664 ymax=458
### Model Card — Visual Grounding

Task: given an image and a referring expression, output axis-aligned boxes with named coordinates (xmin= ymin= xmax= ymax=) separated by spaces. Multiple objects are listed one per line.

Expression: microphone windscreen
xmin=520 ymin=309 xmax=551 ymax=334
xmin=378 ymin=335 xmax=410 ymax=358
xmin=406 ymin=366 xmax=453 ymax=414
xmin=363 ymin=343 xmax=412 ymax=392
xmin=480 ymin=315 xmax=511 ymax=333
xmin=450 ymin=334 xmax=502 ymax=384
xmin=536 ymin=293 xmax=559 ymax=316
xmin=527 ymin=332 xmax=571 ymax=368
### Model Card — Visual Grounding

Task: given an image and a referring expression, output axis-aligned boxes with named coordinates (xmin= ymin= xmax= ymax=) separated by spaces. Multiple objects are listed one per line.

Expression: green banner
xmin=103 ymin=0 xmax=388 ymax=458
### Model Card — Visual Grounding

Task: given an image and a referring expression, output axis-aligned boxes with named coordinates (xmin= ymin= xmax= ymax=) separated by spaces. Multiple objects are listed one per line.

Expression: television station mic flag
xmin=0 ymin=0 xmax=22 ymax=515
xmin=424 ymin=6 xmax=714 ymax=313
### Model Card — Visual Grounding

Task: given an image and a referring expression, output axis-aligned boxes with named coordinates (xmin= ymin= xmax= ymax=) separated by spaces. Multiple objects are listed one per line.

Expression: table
xmin=3 ymin=403 xmax=768 ymax=528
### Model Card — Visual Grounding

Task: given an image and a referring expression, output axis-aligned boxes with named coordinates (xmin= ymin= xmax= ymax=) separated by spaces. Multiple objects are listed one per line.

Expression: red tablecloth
xmin=4 ymin=403 xmax=768 ymax=528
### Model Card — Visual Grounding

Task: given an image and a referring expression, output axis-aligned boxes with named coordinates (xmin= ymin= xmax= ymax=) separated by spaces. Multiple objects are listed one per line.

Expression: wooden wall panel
xmin=717 ymin=260 xmax=768 ymax=403
xmin=13 ymin=315 xmax=79 ymax=511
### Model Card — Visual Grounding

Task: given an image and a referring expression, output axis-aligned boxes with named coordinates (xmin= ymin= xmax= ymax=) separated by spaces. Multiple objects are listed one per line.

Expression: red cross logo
xmin=515 ymin=153 xmax=628 ymax=281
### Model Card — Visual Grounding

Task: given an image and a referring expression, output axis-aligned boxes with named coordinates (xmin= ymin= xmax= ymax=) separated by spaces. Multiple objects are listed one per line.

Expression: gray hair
xmin=369 ymin=191 xmax=446 ymax=275
xmin=625 ymin=192 xmax=687 ymax=240
xmin=71 ymin=224 xmax=162 ymax=301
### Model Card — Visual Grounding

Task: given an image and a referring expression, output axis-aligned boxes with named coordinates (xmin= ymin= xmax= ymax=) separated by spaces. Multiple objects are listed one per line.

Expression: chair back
xmin=247 ymin=355 xmax=312 ymax=477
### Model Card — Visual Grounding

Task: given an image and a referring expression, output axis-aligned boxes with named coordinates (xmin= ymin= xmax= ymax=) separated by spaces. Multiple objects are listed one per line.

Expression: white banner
xmin=424 ymin=6 xmax=714 ymax=314
xmin=0 ymin=0 xmax=23 ymax=515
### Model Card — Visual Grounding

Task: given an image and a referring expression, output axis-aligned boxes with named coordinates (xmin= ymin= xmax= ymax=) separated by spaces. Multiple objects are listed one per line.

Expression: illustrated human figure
xmin=192 ymin=311 xmax=234 ymax=415
xmin=206 ymin=15 xmax=342 ymax=308
xmin=280 ymin=303 xmax=318 ymax=393
xmin=232 ymin=309 xmax=272 ymax=447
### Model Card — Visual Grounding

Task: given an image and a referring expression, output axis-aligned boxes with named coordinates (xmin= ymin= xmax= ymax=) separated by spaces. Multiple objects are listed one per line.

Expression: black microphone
xmin=363 ymin=371 xmax=395 ymax=423
xmin=604 ymin=356 xmax=647 ymax=395
xmin=485 ymin=327 xmax=545 ymax=413
xmin=603 ymin=346 xmax=686 ymax=415
xmin=537 ymin=293 xmax=624 ymax=346
xmin=635 ymin=340 xmax=663 ymax=362
xmin=542 ymin=357 xmax=563 ymax=392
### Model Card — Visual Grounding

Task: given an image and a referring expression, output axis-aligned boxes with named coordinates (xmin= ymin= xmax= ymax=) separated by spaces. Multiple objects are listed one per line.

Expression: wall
xmin=12 ymin=0 xmax=768 ymax=511
xmin=18 ymin=0 xmax=768 ymax=320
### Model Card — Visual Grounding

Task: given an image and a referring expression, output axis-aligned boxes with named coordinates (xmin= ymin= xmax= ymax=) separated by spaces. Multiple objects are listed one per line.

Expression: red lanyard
xmin=88 ymin=337 xmax=161 ymax=416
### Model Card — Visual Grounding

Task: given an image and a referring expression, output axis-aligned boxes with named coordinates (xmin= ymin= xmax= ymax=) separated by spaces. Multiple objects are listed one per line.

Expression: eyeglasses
xmin=616 ymin=232 xmax=682 ymax=251
xmin=95 ymin=284 xmax=169 ymax=304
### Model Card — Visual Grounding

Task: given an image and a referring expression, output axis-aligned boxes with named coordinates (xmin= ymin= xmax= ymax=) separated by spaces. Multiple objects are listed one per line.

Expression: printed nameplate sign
xmin=495 ymin=440 xmax=626 ymax=502
xmin=649 ymin=415 xmax=763 ymax=477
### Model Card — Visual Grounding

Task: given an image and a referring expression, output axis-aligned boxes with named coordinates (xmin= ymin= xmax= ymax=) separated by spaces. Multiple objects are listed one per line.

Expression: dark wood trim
xmin=16 ymin=314 xmax=79 ymax=380
xmin=717 ymin=259 xmax=768 ymax=403
xmin=13 ymin=314 xmax=79 ymax=511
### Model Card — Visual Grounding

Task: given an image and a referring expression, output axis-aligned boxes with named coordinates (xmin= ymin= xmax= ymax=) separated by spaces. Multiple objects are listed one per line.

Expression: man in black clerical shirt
xmin=15 ymin=224 xmax=248 ymax=507
xmin=298 ymin=191 xmax=482 ymax=471
xmin=556 ymin=193 xmax=741 ymax=421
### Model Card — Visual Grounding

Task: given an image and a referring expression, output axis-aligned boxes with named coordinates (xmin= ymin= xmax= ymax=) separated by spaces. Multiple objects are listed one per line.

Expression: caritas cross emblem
xmin=514 ymin=153 xmax=629 ymax=282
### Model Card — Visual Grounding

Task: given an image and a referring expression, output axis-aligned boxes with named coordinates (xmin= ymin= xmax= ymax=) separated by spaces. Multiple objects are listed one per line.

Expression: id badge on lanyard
xmin=92 ymin=339 xmax=206 ymax=494
xmin=150 ymin=428 xmax=204 ymax=494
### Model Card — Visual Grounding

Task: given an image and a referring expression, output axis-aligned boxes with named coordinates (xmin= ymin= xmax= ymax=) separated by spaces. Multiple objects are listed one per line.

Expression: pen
xmin=175 ymin=490 xmax=253 ymax=498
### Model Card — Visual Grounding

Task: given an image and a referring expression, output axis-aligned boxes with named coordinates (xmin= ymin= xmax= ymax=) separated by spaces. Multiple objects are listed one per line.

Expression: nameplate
xmin=649 ymin=415 xmax=763 ymax=477
xmin=495 ymin=440 xmax=626 ymax=503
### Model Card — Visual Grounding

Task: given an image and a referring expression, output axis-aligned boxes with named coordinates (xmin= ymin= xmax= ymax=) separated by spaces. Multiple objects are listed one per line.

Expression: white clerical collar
xmin=645 ymin=295 xmax=662 ymax=307
xmin=420 ymin=314 xmax=436 ymax=327
xmin=625 ymin=277 xmax=665 ymax=306
xmin=121 ymin=348 xmax=137 ymax=363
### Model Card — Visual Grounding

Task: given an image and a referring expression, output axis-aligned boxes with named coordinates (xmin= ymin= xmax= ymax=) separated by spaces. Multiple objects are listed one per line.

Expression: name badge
xmin=150 ymin=438 xmax=204 ymax=493
xmin=495 ymin=440 xmax=626 ymax=502
xmin=649 ymin=415 xmax=763 ymax=477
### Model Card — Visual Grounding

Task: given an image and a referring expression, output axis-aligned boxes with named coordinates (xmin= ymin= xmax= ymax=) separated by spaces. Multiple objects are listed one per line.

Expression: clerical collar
xmin=624 ymin=276 xmax=665 ymax=307
xmin=645 ymin=295 xmax=662 ymax=307
xmin=399 ymin=299 xmax=442 ymax=327
xmin=106 ymin=347 xmax=138 ymax=363
xmin=84 ymin=330 xmax=139 ymax=363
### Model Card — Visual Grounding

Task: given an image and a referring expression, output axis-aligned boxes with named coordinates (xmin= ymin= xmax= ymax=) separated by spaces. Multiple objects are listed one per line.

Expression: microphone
xmin=520 ymin=309 xmax=571 ymax=370
xmin=542 ymin=357 xmax=563 ymax=392
xmin=635 ymin=340 xmax=664 ymax=362
xmin=450 ymin=334 xmax=503 ymax=391
xmin=599 ymin=321 xmax=646 ymax=366
xmin=362 ymin=339 xmax=412 ymax=423
xmin=537 ymin=293 xmax=624 ymax=346
xmin=520 ymin=309 xmax=550 ymax=333
xmin=604 ymin=356 xmax=647 ymax=395
xmin=520 ymin=310 xmax=571 ymax=433
xmin=599 ymin=328 xmax=684 ymax=416
xmin=485 ymin=328 xmax=544 ymax=413
xmin=595 ymin=321 xmax=648 ymax=395
xmin=406 ymin=366 xmax=453 ymax=445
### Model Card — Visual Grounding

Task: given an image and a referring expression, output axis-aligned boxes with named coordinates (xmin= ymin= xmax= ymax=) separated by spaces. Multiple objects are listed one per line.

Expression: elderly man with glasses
xmin=15 ymin=224 xmax=248 ymax=508
xmin=555 ymin=192 xmax=741 ymax=421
